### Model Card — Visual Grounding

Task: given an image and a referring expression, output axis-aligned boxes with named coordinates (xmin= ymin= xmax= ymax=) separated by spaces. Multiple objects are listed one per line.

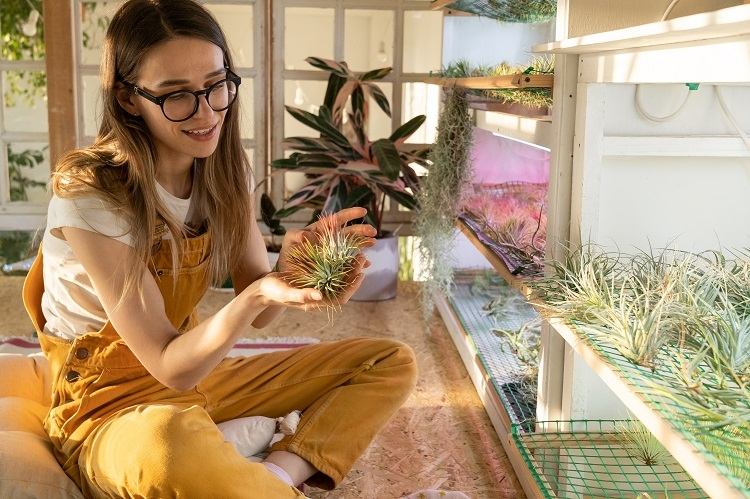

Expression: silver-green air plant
xmin=615 ymin=420 xmax=669 ymax=467
xmin=282 ymin=214 xmax=367 ymax=305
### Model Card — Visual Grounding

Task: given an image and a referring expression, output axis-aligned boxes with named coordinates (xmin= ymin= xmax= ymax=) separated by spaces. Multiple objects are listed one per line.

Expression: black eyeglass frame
xmin=129 ymin=69 xmax=242 ymax=122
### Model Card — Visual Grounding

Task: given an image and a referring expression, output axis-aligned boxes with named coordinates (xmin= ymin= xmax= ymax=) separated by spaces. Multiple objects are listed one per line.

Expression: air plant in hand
xmin=281 ymin=214 xmax=367 ymax=305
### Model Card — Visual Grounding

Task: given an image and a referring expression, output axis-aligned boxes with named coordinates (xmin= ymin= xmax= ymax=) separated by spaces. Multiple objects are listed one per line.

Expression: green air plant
xmin=615 ymin=420 xmax=669 ymax=467
xmin=435 ymin=0 xmax=557 ymax=23
xmin=281 ymin=214 xmax=367 ymax=305
xmin=435 ymin=57 xmax=554 ymax=109
xmin=415 ymin=86 xmax=473 ymax=319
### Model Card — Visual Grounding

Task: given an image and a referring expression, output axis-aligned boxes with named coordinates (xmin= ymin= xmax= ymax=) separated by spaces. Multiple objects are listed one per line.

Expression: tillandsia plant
xmin=434 ymin=57 xmax=555 ymax=109
xmin=281 ymin=214 xmax=367 ymax=305
xmin=415 ymin=86 xmax=473 ymax=319
xmin=615 ymin=420 xmax=669 ymax=467
xmin=461 ymin=184 xmax=548 ymax=276
xmin=434 ymin=0 xmax=556 ymax=23
xmin=272 ymin=57 xmax=430 ymax=237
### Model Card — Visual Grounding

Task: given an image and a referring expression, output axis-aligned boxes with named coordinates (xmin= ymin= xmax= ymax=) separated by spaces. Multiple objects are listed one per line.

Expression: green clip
xmin=685 ymin=83 xmax=700 ymax=91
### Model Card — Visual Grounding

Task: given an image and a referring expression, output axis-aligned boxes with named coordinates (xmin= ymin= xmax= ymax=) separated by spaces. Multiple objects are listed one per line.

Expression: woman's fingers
xmin=306 ymin=207 xmax=369 ymax=232
xmin=341 ymin=223 xmax=377 ymax=238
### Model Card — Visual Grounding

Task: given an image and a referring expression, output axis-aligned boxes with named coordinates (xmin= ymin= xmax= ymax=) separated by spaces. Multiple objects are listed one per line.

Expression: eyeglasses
xmin=130 ymin=70 xmax=241 ymax=122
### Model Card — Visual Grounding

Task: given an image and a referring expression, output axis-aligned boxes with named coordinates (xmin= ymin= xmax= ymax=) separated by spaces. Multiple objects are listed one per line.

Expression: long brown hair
xmin=51 ymin=0 xmax=252 ymax=305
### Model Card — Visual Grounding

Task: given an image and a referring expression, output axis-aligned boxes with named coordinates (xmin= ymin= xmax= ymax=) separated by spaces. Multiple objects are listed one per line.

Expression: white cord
xmin=635 ymin=84 xmax=692 ymax=123
xmin=660 ymin=0 xmax=682 ymax=21
xmin=715 ymin=85 xmax=750 ymax=154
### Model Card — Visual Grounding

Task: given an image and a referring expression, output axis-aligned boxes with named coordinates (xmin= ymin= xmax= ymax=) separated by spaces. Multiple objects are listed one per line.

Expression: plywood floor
xmin=2 ymin=277 xmax=524 ymax=498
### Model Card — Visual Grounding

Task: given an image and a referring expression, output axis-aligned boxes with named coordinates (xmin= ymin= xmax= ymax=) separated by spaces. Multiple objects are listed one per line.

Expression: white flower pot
xmin=351 ymin=233 xmax=399 ymax=301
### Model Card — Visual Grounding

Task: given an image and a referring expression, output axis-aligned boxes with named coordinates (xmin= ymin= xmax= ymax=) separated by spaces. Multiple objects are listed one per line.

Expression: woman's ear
xmin=115 ymin=82 xmax=140 ymax=116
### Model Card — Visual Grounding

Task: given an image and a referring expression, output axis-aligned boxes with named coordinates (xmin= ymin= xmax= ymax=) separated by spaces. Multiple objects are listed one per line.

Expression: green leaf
xmin=371 ymin=139 xmax=402 ymax=181
xmin=323 ymin=73 xmax=348 ymax=113
xmin=305 ymin=57 xmax=352 ymax=78
xmin=382 ymin=186 xmax=418 ymax=210
xmin=271 ymin=157 xmax=301 ymax=170
xmin=389 ymin=115 xmax=426 ymax=142
xmin=322 ymin=179 xmax=346 ymax=214
xmin=360 ymin=66 xmax=392 ymax=81
xmin=260 ymin=193 xmax=278 ymax=228
xmin=365 ymin=83 xmax=392 ymax=118
xmin=284 ymin=105 xmax=351 ymax=150
xmin=284 ymin=137 xmax=333 ymax=153
xmin=343 ymin=185 xmax=374 ymax=209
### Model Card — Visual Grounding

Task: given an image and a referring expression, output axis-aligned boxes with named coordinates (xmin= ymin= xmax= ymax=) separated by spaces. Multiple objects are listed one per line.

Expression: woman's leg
xmin=198 ymin=337 xmax=419 ymax=490
xmin=76 ymin=403 xmax=306 ymax=498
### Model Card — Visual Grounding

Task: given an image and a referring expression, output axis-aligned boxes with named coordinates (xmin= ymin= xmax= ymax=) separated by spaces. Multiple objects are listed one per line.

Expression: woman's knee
xmin=368 ymin=338 xmax=419 ymax=390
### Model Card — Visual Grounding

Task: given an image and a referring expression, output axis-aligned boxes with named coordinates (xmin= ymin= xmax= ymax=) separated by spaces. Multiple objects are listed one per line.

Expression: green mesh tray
xmin=439 ymin=0 xmax=556 ymax=23
xmin=512 ymin=420 xmax=708 ymax=499
xmin=447 ymin=270 xmax=539 ymax=428
xmin=566 ymin=321 xmax=750 ymax=494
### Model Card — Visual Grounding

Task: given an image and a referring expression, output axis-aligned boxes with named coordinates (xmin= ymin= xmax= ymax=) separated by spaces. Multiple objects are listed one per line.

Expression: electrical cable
xmin=635 ymin=84 xmax=692 ymax=123
xmin=660 ymin=0 xmax=682 ymax=21
xmin=715 ymin=85 xmax=750 ymax=155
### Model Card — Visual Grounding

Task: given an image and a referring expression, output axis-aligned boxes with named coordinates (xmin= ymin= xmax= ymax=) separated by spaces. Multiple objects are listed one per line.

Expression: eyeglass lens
xmin=163 ymin=79 xmax=238 ymax=121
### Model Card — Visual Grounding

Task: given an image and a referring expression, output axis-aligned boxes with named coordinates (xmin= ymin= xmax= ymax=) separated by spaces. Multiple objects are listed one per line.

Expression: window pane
xmin=368 ymin=82 xmax=392 ymax=140
xmin=80 ymin=1 xmax=122 ymax=65
xmin=2 ymin=70 xmax=47 ymax=133
xmin=284 ymin=8 xmax=334 ymax=70
xmin=344 ymin=10 xmax=394 ymax=72
xmin=238 ymin=77 xmax=254 ymax=140
xmin=402 ymin=83 xmax=440 ymax=144
xmin=0 ymin=2 xmax=45 ymax=60
xmin=7 ymin=142 xmax=49 ymax=203
xmin=205 ymin=4 xmax=254 ymax=68
xmin=403 ymin=11 xmax=443 ymax=74
xmin=82 ymin=74 xmax=102 ymax=138
xmin=283 ymin=80 xmax=327 ymax=137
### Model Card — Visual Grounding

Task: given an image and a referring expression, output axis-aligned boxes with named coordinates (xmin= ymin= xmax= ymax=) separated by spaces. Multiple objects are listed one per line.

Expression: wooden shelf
xmin=474 ymin=107 xmax=552 ymax=149
xmin=423 ymin=74 xmax=554 ymax=90
xmin=469 ymin=99 xmax=551 ymax=122
xmin=455 ymin=218 xmax=534 ymax=299
xmin=435 ymin=293 xmax=544 ymax=499
xmin=534 ymin=4 xmax=750 ymax=55
xmin=548 ymin=318 xmax=746 ymax=499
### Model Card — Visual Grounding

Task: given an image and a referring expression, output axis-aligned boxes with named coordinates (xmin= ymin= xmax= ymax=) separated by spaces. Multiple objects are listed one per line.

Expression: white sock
xmin=262 ymin=461 xmax=295 ymax=487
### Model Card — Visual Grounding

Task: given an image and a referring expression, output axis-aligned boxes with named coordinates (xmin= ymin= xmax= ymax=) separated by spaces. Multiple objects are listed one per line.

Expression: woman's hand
xmin=273 ymin=207 xmax=377 ymax=309
xmin=276 ymin=207 xmax=376 ymax=274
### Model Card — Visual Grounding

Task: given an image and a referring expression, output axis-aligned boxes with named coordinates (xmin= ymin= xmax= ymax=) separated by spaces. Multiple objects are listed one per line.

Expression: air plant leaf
xmin=281 ymin=214 xmax=367 ymax=305
xmin=615 ymin=420 xmax=669 ymax=467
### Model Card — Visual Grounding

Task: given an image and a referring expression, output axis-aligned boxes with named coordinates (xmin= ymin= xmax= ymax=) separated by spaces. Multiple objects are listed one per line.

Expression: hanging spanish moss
xmin=436 ymin=0 xmax=556 ymax=24
xmin=416 ymin=87 xmax=474 ymax=320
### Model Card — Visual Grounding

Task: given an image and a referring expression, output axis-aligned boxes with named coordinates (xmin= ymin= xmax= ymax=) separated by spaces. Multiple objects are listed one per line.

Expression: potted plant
xmin=272 ymin=57 xmax=430 ymax=300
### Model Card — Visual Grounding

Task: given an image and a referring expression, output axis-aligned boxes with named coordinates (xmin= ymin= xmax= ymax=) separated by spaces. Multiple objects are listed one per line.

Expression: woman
xmin=22 ymin=1 xmax=418 ymax=497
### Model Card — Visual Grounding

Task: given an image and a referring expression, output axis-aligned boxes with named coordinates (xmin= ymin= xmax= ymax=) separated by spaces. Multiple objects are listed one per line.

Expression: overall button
xmin=65 ymin=371 xmax=80 ymax=383
xmin=75 ymin=347 xmax=89 ymax=360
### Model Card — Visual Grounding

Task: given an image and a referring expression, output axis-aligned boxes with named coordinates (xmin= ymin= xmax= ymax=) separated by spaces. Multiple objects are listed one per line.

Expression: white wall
xmin=442 ymin=16 xmax=555 ymax=68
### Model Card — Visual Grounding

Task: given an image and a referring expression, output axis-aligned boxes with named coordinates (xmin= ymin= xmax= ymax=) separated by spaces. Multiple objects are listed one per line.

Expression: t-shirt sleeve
xmin=46 ymin=194 xmax=135 ymax=247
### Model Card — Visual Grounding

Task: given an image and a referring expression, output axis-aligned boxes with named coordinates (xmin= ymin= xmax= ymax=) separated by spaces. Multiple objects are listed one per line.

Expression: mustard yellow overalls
xmin=22 ymin=224 xmax=418 ymax=498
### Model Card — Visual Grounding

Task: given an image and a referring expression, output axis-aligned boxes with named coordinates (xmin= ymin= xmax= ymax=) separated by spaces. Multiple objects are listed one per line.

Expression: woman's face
xmin=128 ymin=36 xmax=230 ymax=168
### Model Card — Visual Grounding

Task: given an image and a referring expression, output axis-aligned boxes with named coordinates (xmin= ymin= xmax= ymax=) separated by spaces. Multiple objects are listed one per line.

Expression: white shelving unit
xmin=435 ymin=1 xmax=750 ymax=498
xmin=529 ymin=2 xmax=750 ymax=498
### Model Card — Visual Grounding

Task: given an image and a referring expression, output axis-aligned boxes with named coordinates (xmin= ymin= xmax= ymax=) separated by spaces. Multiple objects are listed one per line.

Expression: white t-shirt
xmin=40 ymin=182 xmax=192 ymax=340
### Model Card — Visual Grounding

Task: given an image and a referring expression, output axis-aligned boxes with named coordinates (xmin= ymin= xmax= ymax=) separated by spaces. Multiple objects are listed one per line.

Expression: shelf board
xmin=423 ymin=74 xmax=554 ymax=90
xmin=534 ymin=4 xmax=750 ymax=55
xmin=469 ymin=99 xmax=552 ymax=122
xmin=455 ymin=218 xmax=534 ymax=299
xmin=603 ymin=136 xmax=750 ymax=158
xmin=435 ymin=293 xmax=544 ymax=499
xmin=548 ymin=318 xmax=746 ymax=499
